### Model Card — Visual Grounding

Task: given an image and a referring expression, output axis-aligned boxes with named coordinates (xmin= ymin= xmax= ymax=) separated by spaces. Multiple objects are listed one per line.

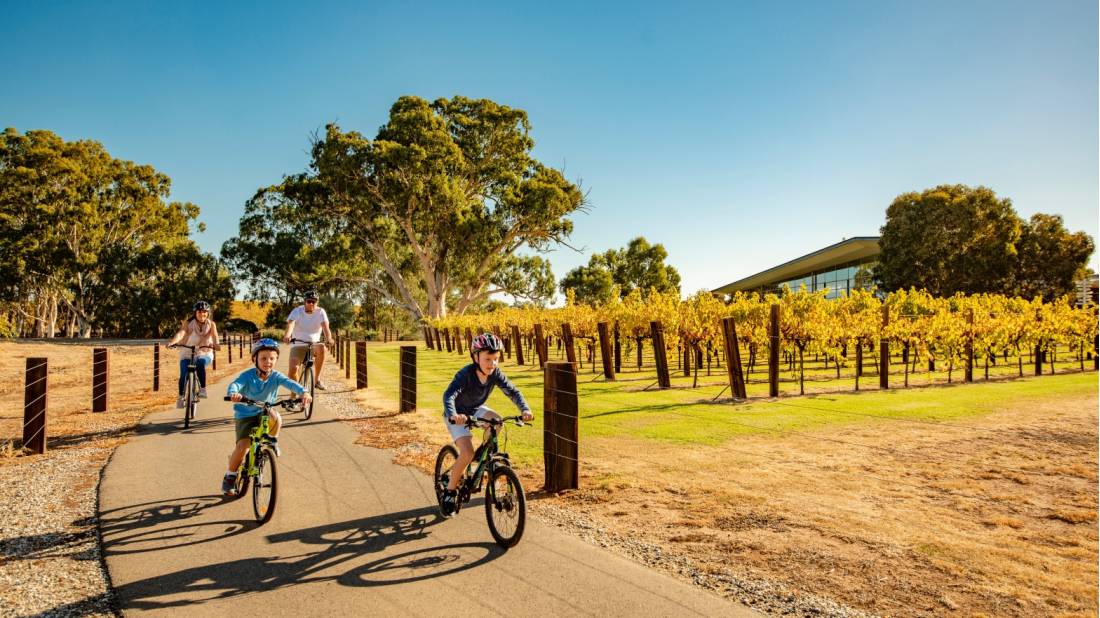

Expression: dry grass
xmin=0 ymin=339 xmax=253 ymax=458
xmin=335 ymin=348 xmax=1099 ymax=617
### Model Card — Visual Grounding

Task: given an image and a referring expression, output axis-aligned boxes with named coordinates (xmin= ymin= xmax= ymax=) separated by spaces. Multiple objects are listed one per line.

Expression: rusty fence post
xmin=597 ymin=322 xmax=615 ymax=380
xmin=355 ymin=342 xmax=368 ymax=389
xmin=721 ymin=317 xmax=747 ymax=399
xmin=879 ymin=306 xmax=890 ymax=390
xmin=650 ymin=321 xmax=671 ymax=389
xmin=768 ymin=305 xmax=780 ymax=397
xmin=399 ymin=346 xmax=416 ymax=412
xmin=93 ymin=348 xmax=109 ymax=413
xmin=544 ymin=361 xmax=578 ymax=492
xmin=24 ymin=358 xmax=48 ymax=455
xmin=153 ymin=343 xmax=160 ymax=392
xmin=345 ymin=338 xmax=351 ymax=380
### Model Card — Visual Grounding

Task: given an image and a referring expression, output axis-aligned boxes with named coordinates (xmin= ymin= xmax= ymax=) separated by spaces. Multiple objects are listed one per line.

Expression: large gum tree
xmin=247 ymin=96 xmax=583 ymax=320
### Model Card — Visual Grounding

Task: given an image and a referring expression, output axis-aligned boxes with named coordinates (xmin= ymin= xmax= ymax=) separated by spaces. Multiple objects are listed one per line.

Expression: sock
xmin=226 ymin=470 xmax=237 ymax=477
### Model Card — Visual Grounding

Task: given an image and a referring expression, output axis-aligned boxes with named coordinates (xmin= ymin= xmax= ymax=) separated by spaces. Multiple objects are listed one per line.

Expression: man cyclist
xmin=283 ymin=289 xmax=334 ymax=389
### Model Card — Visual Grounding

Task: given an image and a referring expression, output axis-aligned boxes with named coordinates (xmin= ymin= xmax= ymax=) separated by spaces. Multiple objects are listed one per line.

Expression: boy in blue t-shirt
xmin=222 ymin=338 xmax=310 ymax=495
xmin=440 ymin=332 xmax=533 ymax=516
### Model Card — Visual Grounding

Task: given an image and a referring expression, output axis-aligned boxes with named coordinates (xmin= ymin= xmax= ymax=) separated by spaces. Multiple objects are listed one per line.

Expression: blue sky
xmin=4 ymin=0 xmax=1097 ymax=298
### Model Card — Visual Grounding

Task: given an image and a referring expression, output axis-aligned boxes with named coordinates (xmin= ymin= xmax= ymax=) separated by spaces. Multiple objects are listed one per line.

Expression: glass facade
xmin=760 ymin=258 xmax=877 ymax=300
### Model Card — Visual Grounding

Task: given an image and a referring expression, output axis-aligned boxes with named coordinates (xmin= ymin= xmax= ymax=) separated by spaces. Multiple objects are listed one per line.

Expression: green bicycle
xmin=434 ymin=416 xmax=529 ymax=548
xmin=223 ymin=395 xmax=296 ymax=524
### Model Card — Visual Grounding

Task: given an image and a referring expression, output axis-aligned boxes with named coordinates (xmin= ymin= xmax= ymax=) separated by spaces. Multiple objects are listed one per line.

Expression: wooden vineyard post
xmin=879 ymin=305 xmax=890 ymax=390
xmin=721 ymin=317 xmax=747 ymax=399
xmin=534 ymin=323 xmax=548 ymax=368
xmin=399 ymin=346 xmax=416 ymax=412
xmin=454 ymin=328 xmax=464 ymax=354
xmin=544 ymin=361 xmax=578 ymax=492
xmin=650 ymin=321 xmax=671 ymax=389
xmin=613 ymin=322 xmax=622 ymax=374
xmin=153 ymin=344 xmax=160 ymax=391
xmin=561 ymin=323 xmax=577 ymax=364
xmin=356 ymin=342 xmax=368 ymax=389
xmin=93 ymin=348 xmax=109 ymax=413
xmin=597 ymin=322 xmax=615 ymax=380
xmin=964 ymin=308 xmax=974 ymax=383
xmin=23 ymin=358 xmax=48 ymax=454
xmin=768 ymin=305 xmax=780 ymax=397
xmin=510 ymin=325 xmax=524 ymax=365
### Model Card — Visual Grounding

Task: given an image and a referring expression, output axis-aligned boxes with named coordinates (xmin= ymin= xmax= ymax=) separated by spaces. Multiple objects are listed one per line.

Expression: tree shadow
xmin=110 ymin=504 xmax=502 ymax=610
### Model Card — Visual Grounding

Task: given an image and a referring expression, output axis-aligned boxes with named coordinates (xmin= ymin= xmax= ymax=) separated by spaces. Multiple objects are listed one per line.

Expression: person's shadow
xmin=107 ymin=504 xmax=504 ymax=611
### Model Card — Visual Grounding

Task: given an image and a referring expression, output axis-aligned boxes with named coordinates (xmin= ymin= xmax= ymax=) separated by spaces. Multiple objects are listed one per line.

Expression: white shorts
xmin=445 ymin=406 xmax=494 ymax=441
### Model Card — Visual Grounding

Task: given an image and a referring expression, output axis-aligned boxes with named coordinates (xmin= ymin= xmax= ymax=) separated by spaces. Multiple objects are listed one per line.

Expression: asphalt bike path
xmin=99 ymin=356 xmax=756 ymax=616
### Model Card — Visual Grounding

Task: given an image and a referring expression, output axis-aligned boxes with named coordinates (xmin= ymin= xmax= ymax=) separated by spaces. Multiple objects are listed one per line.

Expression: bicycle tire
xmin=233 ymin=457 xmax=250 ymax=500
xmin=183 ymin=373 xmax=194 ymax=429
xmin=433 ymin=445 xmax=459 ymax=508
xmin=302 ymin=365 xmax=315 ymax=420
xmin=189 ymin=373 xmax=199 ymax=421
xmin=252 ymin=446 xmax=277 ymax=524
xmin=485 ymin=465 xmax=526 ymax=548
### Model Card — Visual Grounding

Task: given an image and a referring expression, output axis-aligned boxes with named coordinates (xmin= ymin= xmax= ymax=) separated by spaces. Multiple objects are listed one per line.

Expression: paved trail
xmin=100 ymin=359 xmax=756 ymax=616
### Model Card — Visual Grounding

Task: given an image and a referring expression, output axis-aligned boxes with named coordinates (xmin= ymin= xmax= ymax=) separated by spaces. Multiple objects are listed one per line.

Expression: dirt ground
xmin=343 ymin=375 xmax=1099 ymax=617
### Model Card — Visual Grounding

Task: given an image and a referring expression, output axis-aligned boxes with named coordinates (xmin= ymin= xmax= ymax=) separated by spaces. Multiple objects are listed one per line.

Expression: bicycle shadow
xmin=99 ymin=494 xmax=253 ymax=556
xmin=111 ymin=505 xmax=504 ymax=610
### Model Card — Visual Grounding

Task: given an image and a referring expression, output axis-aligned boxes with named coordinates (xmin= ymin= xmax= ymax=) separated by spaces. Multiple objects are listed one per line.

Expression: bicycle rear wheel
xmin=252 ymin=446 xmax=278 ymax=524
xmin=433 ymin=445 xmax=459 ymax=508
xmin=485 ymin=465 xmax=526 ymax=548
xmin=300 ymin=365 xmax=315 ymax=420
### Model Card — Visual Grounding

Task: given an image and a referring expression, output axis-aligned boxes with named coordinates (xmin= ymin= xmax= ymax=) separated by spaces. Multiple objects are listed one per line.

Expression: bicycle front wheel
xmin=183 ymin=374 xmax=194 ymax=428
xmin=300 ymin=366 xmax=315 ymax=420
xmin=252 ymin=446 xmax=277 ymax=524
xmin=433 ymin=445 xmax=459 ymax=507
xmin=485 ymin=465 xmax=526 ymax=548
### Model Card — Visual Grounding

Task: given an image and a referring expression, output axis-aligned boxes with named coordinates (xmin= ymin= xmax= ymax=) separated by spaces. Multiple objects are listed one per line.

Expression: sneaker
xmin=316 ymin=381 xmax=327 ymax=391
xmin=221 ymin=473 xmax=237 ymax=496
xmin=440 ymin=489 xmax=457 ymax=517
xmin=198 ymin=388 xmax=208 ymax=399
xmin=176 ymin=396 xmax=186 ymax=409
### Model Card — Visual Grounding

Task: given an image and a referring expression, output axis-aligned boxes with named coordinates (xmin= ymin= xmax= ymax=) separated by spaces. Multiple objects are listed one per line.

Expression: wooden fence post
xmin=879 ymin=306 xmax=890 ymax=390
xmin=93 ymin=348 xmax=109 ymax=413
xmin=597 ymin=322 xmax=615 ymax=380
xmin=510 ymin=325 xmax=525 ymax=365
xmin=544 ymin=361 xmax=579 ymax=492
xmin=721 ymin=317 xmax=747 ymax=399
xmin=344 ymin=338 xmax=351 ymax=380
xmin=534 ymin=323 xmax=548 ymax=368
xmin=399 ymin=346 xmax=416 ymax=412
xmin=561 ymin=323 xmax=577 ymax=364
xmin=238 ymin=335 xmax=243 ymax=359
xmin=650 ymin=321 xmax=671 ymax=389
xmin=153 ymin=344 xmax=160 ymax=391
xmin=454 ymin=328 xmax=464 ymax=354
xmin=23 ymin=358 xmax=48 ymax=454
xmin=227 ymin=335 xmax=233 ymax=363
xmin=768 ymin=305 xmax=780 ymax=397
xmin=356 ymin=342 xmax=368 ymax=389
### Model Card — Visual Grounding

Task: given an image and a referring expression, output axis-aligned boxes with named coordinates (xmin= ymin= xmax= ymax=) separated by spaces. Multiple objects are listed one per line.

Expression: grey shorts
xmin=235 ymin=416 xmax=261 ymax=442
xmin=289 ymin=345 xmax=317 ymax=364
xmin=445 ymin=406 xmax=495 ymax=441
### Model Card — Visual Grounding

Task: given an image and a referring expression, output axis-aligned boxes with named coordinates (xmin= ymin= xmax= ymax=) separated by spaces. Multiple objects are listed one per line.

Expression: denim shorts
xmin=444 ymin=406 xmax=494 ymax=441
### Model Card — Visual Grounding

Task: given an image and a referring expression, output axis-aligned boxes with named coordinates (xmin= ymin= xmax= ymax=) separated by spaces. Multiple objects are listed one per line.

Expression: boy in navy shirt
xmin=440 ymin=333 xmax=533 ymax=515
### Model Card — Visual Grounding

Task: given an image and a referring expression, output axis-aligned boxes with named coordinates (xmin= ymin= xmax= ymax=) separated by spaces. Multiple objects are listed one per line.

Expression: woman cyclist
xmin=166 ymin=301 xmax=221 ymax=408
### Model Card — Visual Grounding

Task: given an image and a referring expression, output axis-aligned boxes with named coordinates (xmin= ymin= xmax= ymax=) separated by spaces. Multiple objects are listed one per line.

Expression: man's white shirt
xmin=287 ymin=305 xmax=329 ymax=345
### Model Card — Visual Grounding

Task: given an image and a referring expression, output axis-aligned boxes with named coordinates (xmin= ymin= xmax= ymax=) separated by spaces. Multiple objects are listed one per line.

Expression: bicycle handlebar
xmin=450 ymin=415 xmax=529 ymax=429
xmin=289 ymin=337 xmax=326 ymax=345
xmin=168 ymin=344 xmax=216 ymax=351
xmin=224 ymin=396 xmax=300 ymax=410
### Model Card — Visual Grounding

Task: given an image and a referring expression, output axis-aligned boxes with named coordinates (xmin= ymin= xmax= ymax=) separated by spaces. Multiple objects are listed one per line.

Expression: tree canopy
xmin=0 ymin=127 xmax=229 ymax=337
xmin=560 ymin=237 xmax=682 ymax=305
xmin=224 ymin=96 xmax=585 ymax=323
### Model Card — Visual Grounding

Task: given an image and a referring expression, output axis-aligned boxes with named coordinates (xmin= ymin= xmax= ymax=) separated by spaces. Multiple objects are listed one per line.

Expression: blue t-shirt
xmin=226 ymin=368 xmax=305 ymax=419
xmin=442 ymin=364 xmax=529 ymax=418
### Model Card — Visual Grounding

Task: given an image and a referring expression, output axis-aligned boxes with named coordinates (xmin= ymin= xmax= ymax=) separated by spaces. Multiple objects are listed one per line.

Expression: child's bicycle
xmin=168 ymin=344 xmax=215 ymax=428
xmin=434 ymin=416 xmax=529 ymax=548
xmin=223 ymin=395 xmax=297 ymax=524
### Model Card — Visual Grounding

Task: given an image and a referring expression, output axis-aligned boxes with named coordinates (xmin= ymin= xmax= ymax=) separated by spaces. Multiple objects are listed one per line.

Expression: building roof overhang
xmin=711 ymin=237 xmax=881 ymax=295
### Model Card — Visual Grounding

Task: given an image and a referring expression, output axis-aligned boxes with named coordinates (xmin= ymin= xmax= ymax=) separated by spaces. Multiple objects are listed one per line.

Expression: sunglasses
xmin=305 ymin=299 xmax=317 ymax=304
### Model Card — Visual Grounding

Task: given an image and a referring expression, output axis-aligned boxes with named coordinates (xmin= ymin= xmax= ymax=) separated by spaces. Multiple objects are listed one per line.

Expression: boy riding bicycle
xmin=222 ymin=338 xmax=311 ymax=495
xmin=440 ymin=333 xmax=534 ymax=516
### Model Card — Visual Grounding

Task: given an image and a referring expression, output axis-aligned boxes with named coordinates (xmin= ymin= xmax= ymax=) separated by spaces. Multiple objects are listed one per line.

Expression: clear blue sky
xmin=4 ymin=0 xmax=1097 ymax=297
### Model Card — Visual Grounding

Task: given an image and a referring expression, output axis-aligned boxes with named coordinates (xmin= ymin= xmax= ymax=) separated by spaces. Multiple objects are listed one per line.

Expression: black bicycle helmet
xmin=303 ymin=289 xmax=319 ymax=301
xmin=193 ymin=300 xmax=211 ymax=312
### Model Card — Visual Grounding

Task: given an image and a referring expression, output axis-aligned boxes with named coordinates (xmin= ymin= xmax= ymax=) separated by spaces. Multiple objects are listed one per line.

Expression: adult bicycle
xmin=168 ymin=344 xmax=215 ymax=429
xmin=223 ymin=395 xmax=297 ymax=524
xmin=289 ymin=337 xmax=324 ymax=420
xmin=434 ymin=416 xmax=529 ymax=548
